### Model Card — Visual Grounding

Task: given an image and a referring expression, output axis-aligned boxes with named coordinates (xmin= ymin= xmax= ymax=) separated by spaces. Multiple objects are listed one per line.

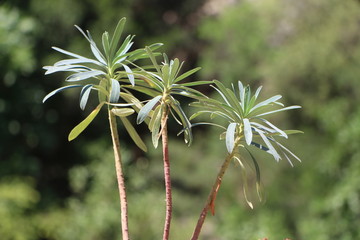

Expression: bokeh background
xmin=1 ymin=0 xmax=360 ymax=239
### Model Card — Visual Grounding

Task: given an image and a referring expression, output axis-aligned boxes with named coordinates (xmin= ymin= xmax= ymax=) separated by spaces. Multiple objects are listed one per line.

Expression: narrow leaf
xmin=137 ymin=95 xmax=162 ymax=124
xmin=122 ymin=64 xmax=135 ymax=86
xmin=79 ymin=84 xmax=93 ymax=110
xmin=243 ymin=118 xmax=253 ymax=145
xmin=68 ymin=102 xmax=104 ymax=141
xmin=43 ymin=85 xmax=82 ymax=103
xmin=120 ymin=116 xmax=147 ymax=152
xmin=110 ymin=18 xmax=126 ymax=58
xmin=66 ymin=70 xmax=104 ymax=82
xmin=175 ymin=67 xmax=201 ymax=83
xmin=226 ymin=123 xmax=237 ymax=153
xmin=109 ymin=79 xmax=120 ymax=103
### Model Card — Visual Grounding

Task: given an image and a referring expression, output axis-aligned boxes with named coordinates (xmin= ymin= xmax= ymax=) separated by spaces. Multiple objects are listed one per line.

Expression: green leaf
xmin=110 ymin=18 xmax=126 ymax=58
xmin=97 ymin=79 xmax=108 ymax=103
xmin=102 ymin=31 xmax=110 ymax=60
xmin=254 ymin=105 xmax=301 ymax=117
xmin=111 ymin=108 xmax=135 ymax=117
xmin=151 ymin=106 xmax=162 ymax=148
xmin=226 ymin=122 xmax=237 ymax=153
xmin=149 ymin=105 xmax=161 ymax=131
xmin=180 ymin=80 xmax=212 ymax=87
xmin=122 ymin=64 xmax=135 ymax=86
xmin=234 ymin=156 xmax=254 ymax=209
xmin=43 ymin=85 xmax=82 ymax=103
xmin=68 ymin=102 xmax=105 ymax=141
xmin=145 ymin=47 xmax=161 ymax=74
xmin=137 ymin=95 xmax=162 ymax=124
xmin=174 ymin=67 xmax=201 ymax=83
xmin=120 ymin=116 xmax=147 ymax=152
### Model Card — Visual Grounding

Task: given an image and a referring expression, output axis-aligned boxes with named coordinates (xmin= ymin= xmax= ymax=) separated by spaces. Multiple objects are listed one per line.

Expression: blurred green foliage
xmin=1 ymin=0 xmax=360 ymax=239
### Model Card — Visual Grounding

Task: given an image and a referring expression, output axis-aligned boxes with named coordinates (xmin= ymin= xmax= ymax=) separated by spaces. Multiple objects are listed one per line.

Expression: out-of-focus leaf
xmin=68 ymin=102 xmax=105 ymax=141
xmin=120 ymin=116 xmax=147 ymax=152
xmin=79 ymin=84 xmax=93 ymax=110
xmin=226 ymin=123 xmax=237 ymax=153
xmin=109 ymin=79 xmax=120 ymax=103
xmin=137 ymin=95 xmax=162 ymax=124
xmin=43 ymin=85 xmax=82 ymax=103
xmin=234 ymin=156 xmax=254 ymax=209
xmin=245 ymin=148 xmax=263 ymax=202
xmin=111 ymin=108 xmax=134 ymax=117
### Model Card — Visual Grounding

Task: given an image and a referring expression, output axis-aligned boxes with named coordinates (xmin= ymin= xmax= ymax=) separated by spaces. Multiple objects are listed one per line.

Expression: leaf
xmin=258 ymin=118 xmax=287 ymax=138
xmin=243 ymin=118 xmax=253 ymax=145
xmin=180 ymin=80 xmax=212 ymax=87
xmin=137 ymin=95 xmax=162 ymax=124
xmin=151 ymin=107 xmax=162 ymax=148
xmin=120 ymin=116 xmax=147 ymax=152
xmin=149 ymin=105 xmax=161 ymax=131
xmin=170 ymin=98 xmax=193 ymax=145
xmin=245 ymin=148 xmax=263 ymax=202
xmin=174 ymin=67 xmax=201 ymax=83
xmin=111 ymin=108 xmax=135 ymax=117
xmin=43 ymin=85 xmax=83 ymax=103
xmin=102 ymin=31 xmax=110 ymax=59
xmin=122 ymin=64 xmax=135 ymax=86
xmin=251 ymin=95 xmax=282 ymax=112
xmin=79 ymin=84 xmax=93 ymax=110
xmin=68 ymin=102 xmax=105 ymax=141
xmin=44 ymin=65 xmax=90 ymax=75
xmin=52 ymin=47 xmax=103 ymax=67
xmin=54 ymin=58 xmax=100 ymax=67
xmin=234 ymin=156 xmax=254 ymax=209
xmin=109 ymin=79 xmax=120 ymax=103
xmin=66 ymin=70 xmax=104 ymax=82
xmin=110 ymin=18 xmax=126 ymax=58
xmin=255 ymin=105 xmax=301 ymax=117
xmin=226 ymin=122 xmax=237 ymax=153
xmin=97 ymin=79 xmax=108 ymax=103
xmin=254 ymin=127 xmax=281 ymax=161
xmin=145 ymin=47 xmax=161 ymax=74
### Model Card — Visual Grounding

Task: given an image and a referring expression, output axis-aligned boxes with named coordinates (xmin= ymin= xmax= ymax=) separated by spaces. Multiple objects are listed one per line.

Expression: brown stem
xmin=191 ymin=146 xmax=238 ymax=240
xmin=108 ymin=110 xmax=130 ymax=240
xmin=161 ymin=108 xmax=172 ymax=240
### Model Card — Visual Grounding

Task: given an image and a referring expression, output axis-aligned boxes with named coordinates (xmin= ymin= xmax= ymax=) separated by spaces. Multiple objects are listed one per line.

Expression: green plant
xmin=189 ymin=80 xmax=302 ymax=240
xmin=42 ymin=18 xmax=161 ymax=240
xmin=129 ymin=48 xmax=208 ymax=240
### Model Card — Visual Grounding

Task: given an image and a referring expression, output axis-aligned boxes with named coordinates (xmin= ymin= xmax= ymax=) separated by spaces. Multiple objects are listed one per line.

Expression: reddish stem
xmin=109 ymin=110 xmax=130 ymax=240
xmin=161 ymin=110 xmax=172 ymax=240
xmin=191 ymin=148 xmax=237 ymax=240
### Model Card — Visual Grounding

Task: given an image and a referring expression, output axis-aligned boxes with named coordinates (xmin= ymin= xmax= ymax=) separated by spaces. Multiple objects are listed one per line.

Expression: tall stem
xmin=108 ymin=110 xmax=130 ymax=240
xmin=161 ymin=108 xmax=172 ymax=240
xmin=191 ymin=147 xmax=238 ymax=240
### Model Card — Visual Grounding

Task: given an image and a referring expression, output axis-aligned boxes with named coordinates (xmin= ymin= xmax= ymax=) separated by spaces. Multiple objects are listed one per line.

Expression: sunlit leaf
xmin=137 ymin=95 xmax=162 ymax=124
xmin=68 ymin=102 xmax=105 ymax=141
xmin=43 ymin=85 xmax=82 ymax=103
xmin=79 ymin=84 xmax=93 ymax=110
xmin=243 ymin=118 xmax=253 ymax=145
xmin=226 ymin=123 xmax=237 ymax=153
xmin=109 ymin=79 xmax=120 ymax=103
xmin=66 ymin=70 xmax=104 ymax=82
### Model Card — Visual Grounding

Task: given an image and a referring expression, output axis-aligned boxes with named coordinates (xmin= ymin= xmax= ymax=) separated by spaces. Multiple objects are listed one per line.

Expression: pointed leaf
xmin=175 ymin=67 xmax=201 ymax=83
xmin=120 ymin=116 xmax=147 ymax=152
xmin=255 ymin=105 xmax=301 ymax=117
xmin=66 ymin=70 xmax=104 ymax=82
xmin=79 ymin=84 xmax=93 ymax=110
xmin=122 ymin=64 xmax=135 ymax=86
xmin=110 ymin=18 xmax=126 ymax=58
xmin=68 ymin=102 xmax=104 ymax=141
xmin=137 ymin=95 xmax=162 ymax=124
xmin=226 ymin=122 xmax=237 ymax=153
xmin=43 ymin=85 xmax=82 ymax=103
